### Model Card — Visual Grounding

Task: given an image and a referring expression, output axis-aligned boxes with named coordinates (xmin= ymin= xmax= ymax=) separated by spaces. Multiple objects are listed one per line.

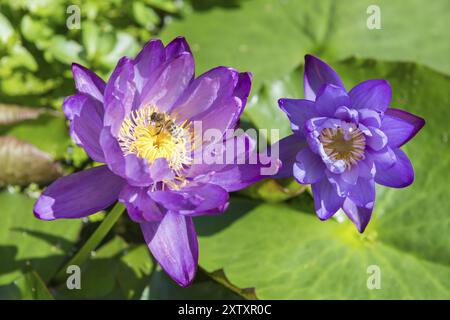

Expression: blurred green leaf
xmin=81 ymin=21 xmax=100 ymax=61
xmin=144 ymin=0 xmax=179 ymax=14
xmin=55 ymin=236 xmax=127 ymax=299
xmin=162 ymin=0 xmax=450 ymax=93
xmin=323 ymin=0 xmax=450 ymax=76
xmin=238 ymin=178 xmax=307 ymax=203
xmin=196 ymin=197 xmax=450 ymax=299
xmin=0 ymin=44 xmax=38 ymax=73
xmin=161 ymin=0 xmax=313 ymax=92
xmin=45 ymin=36 xmax=86 ymax=65
xmin=20 ymin=15 xmax=54 ymax=48
xmin=1 ymin=113 xmax=70 ymax=159
xmin=133 ymin=2 xmax=159 ymax=31
xmin=0 ymin=136 xmax=62 ymax=186
xmin=0 ymin=271 xmax=54 ymax=300
xmin=245 ymin=66 xmax=303 ymax=141
xmin=100 ymin=32 xmax=140 ymax=69
xmin=0 ymin=72 xmax=58 ymax=96
xmin=54 ymin=237 xmax=153 ymax=299
xmin=0 ymin=12 xmax=14 ymax=45
xmin=117 ymin=244 xmax=154 ymax=299
xmin=143 ymin=267 xmax=242 ymax=300
xmin=0 ymin=191 xmax=82 ymax=286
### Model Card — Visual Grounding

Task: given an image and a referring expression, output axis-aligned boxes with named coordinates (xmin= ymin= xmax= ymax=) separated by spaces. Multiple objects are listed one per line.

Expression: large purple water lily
xmin=275 ymin=55 xmax=425 ymax=232
xmin=34 ymin=37 xmax=271 ymax=287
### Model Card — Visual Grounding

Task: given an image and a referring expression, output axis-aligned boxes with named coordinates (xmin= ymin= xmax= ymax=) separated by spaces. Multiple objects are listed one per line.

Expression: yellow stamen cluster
xmin=320 ymin=125 xmax=366 ymax=169
xmin=117 ymin=106 xmax=193 ymax=185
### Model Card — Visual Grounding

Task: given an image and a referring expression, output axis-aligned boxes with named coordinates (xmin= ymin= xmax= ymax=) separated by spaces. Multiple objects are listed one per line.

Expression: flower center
xmin=319 ymin=125 xmax=366 ymax=169
xmin=117 ymin=106 xmax=193 ymax=178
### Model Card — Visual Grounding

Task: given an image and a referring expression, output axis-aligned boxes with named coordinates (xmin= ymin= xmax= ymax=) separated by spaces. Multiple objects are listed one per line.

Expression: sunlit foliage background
xmin=0 ymin=0 xmax=449 ymax=299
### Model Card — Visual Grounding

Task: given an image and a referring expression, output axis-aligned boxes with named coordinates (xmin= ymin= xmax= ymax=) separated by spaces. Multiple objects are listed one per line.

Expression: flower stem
xmin=52 ymin=202 xmax=125 ymax=284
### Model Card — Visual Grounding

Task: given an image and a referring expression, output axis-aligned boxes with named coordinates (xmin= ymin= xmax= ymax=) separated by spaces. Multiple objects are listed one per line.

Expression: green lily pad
xmin=144 ymin=267 xmax=242 ymax=300
xmin=195 ymin=198 xmax=450 ymax=299
xmin=161 ymin=0 xmax=450 ymax=93
xmin=0 ymin=271 xmax=54 ymax=300
xmin=0 ymin=191 xmax=82 ymax=286
xmin=53 ymin=236 xmax=148 ymax=299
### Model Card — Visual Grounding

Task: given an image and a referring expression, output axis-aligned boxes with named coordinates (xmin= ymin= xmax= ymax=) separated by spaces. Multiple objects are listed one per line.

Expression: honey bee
xmin=165 ymin=120 xmax=180 ymax=138
xmin=150 ymin=112 xmax=166 ymax=134
xmin=150 ymin=112 xmax=180 ymax=138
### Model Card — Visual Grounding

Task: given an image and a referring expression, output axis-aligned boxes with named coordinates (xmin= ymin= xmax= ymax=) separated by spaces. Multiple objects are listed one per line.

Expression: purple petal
xmin=233 ymin=72 xmax=252 ymax=107
xmin=34 ymin=166 xmax=123 ymax=220
xmin=71 ymin=63 xmax=106 ymax=102
xmin=315 ymin=84 xmax=351 ymax=117
xmin=62 ymin=94 xmax=85 ymax=122
xmin=209 ymin=161 xmax=277 ymax=192
xmin=381 ymin=108 xmax=425 ymax=147
xmin=140 ymin=53 xmax=194 ymax=112
xmin=133 ymin=39 xmax=165 ymax=93
xmin=273 ymin=135 xmax=307 ymax=179
xmin=150 ymin=158 xmax=175 ymax=182
xmin=334 ymin=106 xmax=358 ymax=123
xmin=104 ymin=57 xmax=139 ymax=136
xmin=188 ymin=132 xmax=255 ymax=178
xmin=358 ymin=108 xmax=382 ymax=128
xmin=366 ymin=126 xmax=388 ymax=151
xmin=100 ymin=127 xmax=153 ymax=187
xmin=140 ymin=212 xmax=198 ymax=287
xmin=349 ymin=79 xmax=392 ymax=112
xmin=293 ymin=147 xmax=325 ymax=184
xmin=374 ymin=148 xmax=414 ymax=188
xmin=304 ymin=55 xmax=345 ymax=101
xmin=343 ymin=197 xmax=373 ymax=233
xmin=311 ymin=178 xmax=344 ymax=220
xmin=348 ymin=178 xmax=375 ymax=208
xmin=357 ymin=157 xmax=376 ymax=179
xmin=326 ymin=171 xmax=354 ymax=197
xmin=367 ymin=145 xmax=397 ymax=169
xmin=192 ymin=134 xmax=278 ymax=192
xmin=150 ymin=183 xmax=229 ymax=216
xmin=71 ymin=95 xmax=105 ymax=162
xmin=278 ymin=98 xmax=316 ymax=133
xmin=118 ymin=184 xmax=164 ymax=222
xmin=340 ymin=165 xmax=359 ymax=185
xmin=165 ymin=36 xmax=192 ymax=59
xmin=198 ymin=96 xmax=243 ymax=137
xmin=172 ymin=67 xmax=238 ymax=121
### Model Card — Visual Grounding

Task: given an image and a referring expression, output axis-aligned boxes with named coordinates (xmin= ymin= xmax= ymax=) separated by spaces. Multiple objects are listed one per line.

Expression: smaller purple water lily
xmin=33 ymin=37 xmax=273 ymax=287
xmin=275 ymin=55 xmax=425 ymax=232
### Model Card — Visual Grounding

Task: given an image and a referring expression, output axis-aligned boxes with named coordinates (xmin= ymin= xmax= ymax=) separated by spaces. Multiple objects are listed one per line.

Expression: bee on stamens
xmin=149 ymin=112 xmax=167 ymax=135
xmin=165 ymin=120 xmax=182 ymax=139
xmin=149 ymin=111 xmax=181 ymax=139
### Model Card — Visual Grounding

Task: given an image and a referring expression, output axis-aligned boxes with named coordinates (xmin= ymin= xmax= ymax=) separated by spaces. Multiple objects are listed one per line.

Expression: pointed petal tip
xmin=166 ymin=36 xmax=192 ymax=55
xmin=71 ymin=62 xmax=88 ymax=73
xmin=304 ymin=54 xmax=320 ymax=63
xmin=71 ymin=62 xmax=81 ymax=72
xmin=175 ymin=265 xmax=198 ymax=288
xmin=317 ymin=213 xmax=333 ymax=221
xmin=141 ymin=213 xmax=198 ymax=288
xmin=33 ymin=195 xmax=56 ymax=221
xmin=357 ymin=223 xmax=368 ymax=234
xmin=241 ymin=71 xmax=253 ymax=80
